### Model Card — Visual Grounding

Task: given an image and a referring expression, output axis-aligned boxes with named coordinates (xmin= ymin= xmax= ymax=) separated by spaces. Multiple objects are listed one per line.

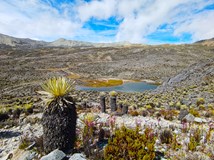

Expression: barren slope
xmin=0 ymin=44 xmax=214 ymax=98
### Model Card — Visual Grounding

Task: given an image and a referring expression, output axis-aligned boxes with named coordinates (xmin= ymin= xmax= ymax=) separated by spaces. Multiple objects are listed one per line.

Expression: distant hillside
xmin=0 ymin=33 xmax=47 ymax=48
xmin=195 ymin=37 xmax=214 ymax=46
xmin=47 ymin=38 xmax=94 ymax=47
xmin=1 ymin=32 xmax=214 ymax=48
xmin=0 ymin=33 xmax=139 ymax=48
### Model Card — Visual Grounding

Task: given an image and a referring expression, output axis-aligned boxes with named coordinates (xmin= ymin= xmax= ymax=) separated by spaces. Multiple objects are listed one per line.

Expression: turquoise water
xmin=76 ymin=81 xmax=157 ymax=92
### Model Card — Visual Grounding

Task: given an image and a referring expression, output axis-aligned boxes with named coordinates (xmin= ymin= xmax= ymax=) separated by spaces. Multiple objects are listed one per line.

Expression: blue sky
xmin=0 ymin=0 xmax=214 ymax=44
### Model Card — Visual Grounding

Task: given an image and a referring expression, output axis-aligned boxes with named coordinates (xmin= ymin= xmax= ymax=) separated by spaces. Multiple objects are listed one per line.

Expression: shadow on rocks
xmin=0 ymin=131 xmax=21 ymax=139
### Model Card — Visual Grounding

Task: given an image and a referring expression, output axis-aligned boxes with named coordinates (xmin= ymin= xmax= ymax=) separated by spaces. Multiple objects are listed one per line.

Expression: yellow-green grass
xmin=67 ymin=73 xmax=81 ymax=79
xmin=82 ymin=79 xmax=123 ymax=87
xmin=0 ymin=103 xmax=33 ymax=113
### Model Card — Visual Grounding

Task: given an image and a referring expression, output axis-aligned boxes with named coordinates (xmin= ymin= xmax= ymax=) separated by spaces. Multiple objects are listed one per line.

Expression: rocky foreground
xmin=0 ymin=58 xmax=213 ymax=160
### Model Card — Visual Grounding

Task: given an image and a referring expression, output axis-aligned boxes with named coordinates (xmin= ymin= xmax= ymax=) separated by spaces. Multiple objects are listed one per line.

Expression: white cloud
xmin=174 ymin=11 xmax=214 ymax=41
xmin=0 ymin=0 xmax=81 ymax=41
xmin=76 ymin=0 xmax=214 ymax=43
xmin=77 ymin=0 xmax=117 ymax=22
xmin=0 ymin=0 xmax=213 ymax=43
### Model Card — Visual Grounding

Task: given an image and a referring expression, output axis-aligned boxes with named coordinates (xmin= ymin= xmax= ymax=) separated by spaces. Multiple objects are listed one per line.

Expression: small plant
xmin=181 ymin=119 xmax=188 ymax=133
xmin=188 ymin=129 xmax=202 ymax=151
xmin=130 ymin=110 xmax=139 ymax=116
xmin=81 ymin=113 xmax=97 ymax=157
xmin=23 ymin=103 xmax=33 ymax=114
xmin=19 ymin=136 xmax=31 ymax=150
xmin=189 ymin=108 xmax=200 ymax=117
xmin=175 ymin=101 xmax=181 ymax=110
xmin=160 ymin=129 xmax=173 ymax=144
xmin=188 ymin=136 xmax=197 ymax=151
xmin=108 ymin=115 xmax=116 ymax=135
xmin=206 ymin=123 xmax=214 ymax=142
xmin=196 ymin=97 xmax=205 ymax=106
xmin=104 ymin=126 xmax=156 ymax=160
xmin=140 ymin=108 xmax=148 ymax=117
xmin=170 ymin=134 xmax=181 ymax=150
xmin=109 ymin=91 xmax=117 ymax=97
xmin=145 ymin=104 xmax=152 ymax=109
xmin=180 ymin=105 xmax=188 ymax=110
xmin=99 ymin=92 xmax=106 ymax=97
xmin=198 ymin=104 xmax=205 ymax=110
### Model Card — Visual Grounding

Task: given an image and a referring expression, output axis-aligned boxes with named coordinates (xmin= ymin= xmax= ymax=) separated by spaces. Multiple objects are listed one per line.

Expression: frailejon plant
xmin=38 ymin=77 xmax=77 ymax=153
xmin=104 ymin=126 xmax=156 ymax=160
xmin=109 ymin=91 xmax=117 ymax=112
xmin=99 ymin=92 xmax=106 ymax=113
xmin=81 ymin=113 xmax=97 ymax=157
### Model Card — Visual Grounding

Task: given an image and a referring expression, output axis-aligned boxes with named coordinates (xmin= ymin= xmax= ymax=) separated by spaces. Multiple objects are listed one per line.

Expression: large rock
xmin=69 ymin=153 xmax=86 ymax=160
xmin=183 ymin=114 xmax=195 ymax=122
xmin=194 ymin=117 xmax=207 ymax=123
xmin=40 ymin=149 xmax=66 ymax=160
xmin=178 ymin=109 xmax=189 ymax=120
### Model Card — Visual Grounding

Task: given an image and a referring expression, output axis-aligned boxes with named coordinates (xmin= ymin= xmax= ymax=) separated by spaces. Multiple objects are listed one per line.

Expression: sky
xmin=0 ymin=0 xmax=214 ymax=44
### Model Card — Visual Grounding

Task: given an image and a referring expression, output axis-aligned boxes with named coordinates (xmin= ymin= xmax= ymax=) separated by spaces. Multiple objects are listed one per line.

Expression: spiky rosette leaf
xmin=37 ymin=77 xmax=75 ymax=105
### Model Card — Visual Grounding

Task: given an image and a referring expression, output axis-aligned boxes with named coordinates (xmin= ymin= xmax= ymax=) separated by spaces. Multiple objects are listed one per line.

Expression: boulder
xmin=69 ymin=153 xmax=86 ymax=160
xmin=183 ymin=114 xmax=195 ymax=122
xmin=40 ymin=149 xmax=66 ymax=160
xmin=178 ymin=109 xmax=189 ymax=120
xmin=194 ymin=117 xmax=207 ymax=123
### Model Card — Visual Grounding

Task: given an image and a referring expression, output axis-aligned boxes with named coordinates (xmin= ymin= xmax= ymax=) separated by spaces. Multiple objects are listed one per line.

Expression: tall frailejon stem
xmin=99 ymin=92 xmax=106 ymax=113
xmin=109 ymin=91 xmax=117 ymax=112
xmin=38 ymin=77 xmax=77 ymax=154
xmin=122 ymin=100 xmax=129 ymax=115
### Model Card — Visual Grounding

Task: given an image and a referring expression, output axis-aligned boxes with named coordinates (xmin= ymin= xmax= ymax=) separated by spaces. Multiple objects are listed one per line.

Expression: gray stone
xmin=194 ymin=117 xmax=206 ymax=123
xmin=69 ymin=153 xmax=86 ymax=160
xmin=18 ymin=151 xmax=37 ymax=160
xmin=40 ymin=149 xmax=66 ymax=160
xmin=183 ymin=114 xmax=195 ymax=122
xmin=178 ymin=109 xmax=189 ymax=120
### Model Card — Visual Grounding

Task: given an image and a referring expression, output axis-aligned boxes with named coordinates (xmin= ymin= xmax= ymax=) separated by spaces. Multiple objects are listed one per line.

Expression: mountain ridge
xmin=0 ymin=33 xmax=214 ymax=48
xmin=0 ymin=33 xmax=142 ymax=48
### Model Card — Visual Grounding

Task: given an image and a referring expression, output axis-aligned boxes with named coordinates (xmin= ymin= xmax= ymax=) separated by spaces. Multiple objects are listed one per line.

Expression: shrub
xmin=188 ymin=129 xmax=202 ymax=151
xmin=109 ymin=91 xmax=117 ymax=97
xmin=160 ymin=129 xmax=173 ymax=144
xmin=104 ymin=126 xmax=156 ymax=160
xmin=170 ymin=134 xmax=181 ymax=150
xmin=130 ymin=110 xmax=139 ymax=116
xmin=189 ymin=108 xmax=200 ymax=117
xmin=196 ymin=98 xmax=205 ymax=106
xmin=19 ymin=136 xmax=31 ymax=150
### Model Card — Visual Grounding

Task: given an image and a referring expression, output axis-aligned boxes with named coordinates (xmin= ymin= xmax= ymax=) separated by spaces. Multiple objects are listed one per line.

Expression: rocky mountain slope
xmin=159 ymin=58 xmax=214 ymax=90
xmin=0 ymin=33 xmax=47 ymax=48
xmin=0 ymin=33 xmax=140 ymax=48
xmin=47 ymin=38 xmax=94 ymax=47
xmin=195 ymin=37 xmax=214 ymax=46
